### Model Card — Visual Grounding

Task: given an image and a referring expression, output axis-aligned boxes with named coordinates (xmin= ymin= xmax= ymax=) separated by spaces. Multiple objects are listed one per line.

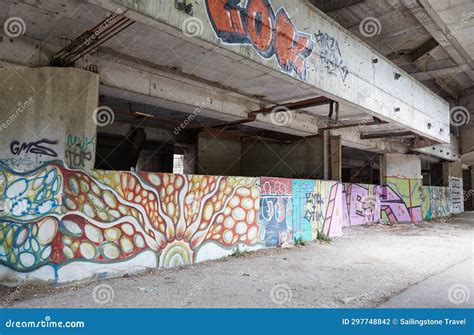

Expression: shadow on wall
xmin=0 ymin=162 xmax=455 ymax=285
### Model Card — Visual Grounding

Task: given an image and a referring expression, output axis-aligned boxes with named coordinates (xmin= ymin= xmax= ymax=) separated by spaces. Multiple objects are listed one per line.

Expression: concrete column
xmin=323 ymin=131 xmax=329 ymax=180
xmin=329 ymin=136 xmax=342 ymax=181
xmin=442 ymin=161 xmax=463 ymax=187
xmin=181 ymin=144 xmax=197 ymax=175
xmin=471 ymin=167 xmax=474 ymax=210
xmin=0 ymin=67 xmax=99 ymax=171
xmin=381 ymin=153 xmax=422 ymax=181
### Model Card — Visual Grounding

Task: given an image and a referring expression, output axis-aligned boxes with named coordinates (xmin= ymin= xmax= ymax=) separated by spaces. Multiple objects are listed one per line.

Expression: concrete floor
xmin=2 ymin=214 xmax=473 ymax=308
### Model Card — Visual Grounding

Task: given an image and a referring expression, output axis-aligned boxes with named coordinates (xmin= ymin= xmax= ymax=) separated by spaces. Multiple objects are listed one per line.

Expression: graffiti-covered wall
xmin=0 ymin=68 xmax=99 ymax=172
xmin=0 ymin=162 xmax=456 ymax=286
xmin=341 ymin=179 xmax=454 ymax=226
xmin=1 ymin=162 xmax=264 ymax=285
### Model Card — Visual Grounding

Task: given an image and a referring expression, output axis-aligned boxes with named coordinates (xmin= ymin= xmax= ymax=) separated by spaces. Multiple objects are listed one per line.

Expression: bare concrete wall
xmin=0 ymin=67 xmax=99 ymax=171
xmin=382 ymin=154 xmax=422 ymax=179
xmin=241 ymin=137 xmax=324 ymax=178
xmin=197 ymin=132 xmax=241 ymax=176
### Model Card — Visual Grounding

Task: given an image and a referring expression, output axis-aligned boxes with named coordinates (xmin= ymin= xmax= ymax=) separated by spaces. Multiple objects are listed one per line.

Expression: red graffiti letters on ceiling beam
xmin=205 ymin=0 xmax=314 ymax=80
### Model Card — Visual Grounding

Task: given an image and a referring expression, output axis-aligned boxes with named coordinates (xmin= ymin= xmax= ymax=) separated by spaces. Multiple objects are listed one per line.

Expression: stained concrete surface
xmin=1 ymin=214 xmax=473 ymax=308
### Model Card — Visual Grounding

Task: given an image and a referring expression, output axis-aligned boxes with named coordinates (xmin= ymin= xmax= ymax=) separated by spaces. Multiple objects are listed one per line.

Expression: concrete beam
xmin=308 ymin=0 xmax=364 ymax=13
xmin=330 ymin=128 xmax=408 ymax=154
xmin=402 ymin=0 xmax=474 ymax=82
xmin=96 ymin=56 xmax=320 ymax=136
xmin=412 ymin=37 xmax=439 ymax=61
xmin=88 ymin=0 xmax=451 ymax=143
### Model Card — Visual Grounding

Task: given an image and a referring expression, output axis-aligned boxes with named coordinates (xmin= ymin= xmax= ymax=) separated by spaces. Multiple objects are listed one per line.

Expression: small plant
xmin=231 ymin=246 xmax=250 ymax=258
xmin=294 ymin=236 xmax=307 ymax=246
xmin=316 ymin=230 xmax=332 ymax=243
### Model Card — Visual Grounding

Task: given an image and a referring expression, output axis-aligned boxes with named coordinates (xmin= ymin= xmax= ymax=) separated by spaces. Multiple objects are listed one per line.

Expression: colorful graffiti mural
xmin=342 ymin=184 xmax=380 ymax=226
xmin=1 ymin=162 xmax=264 ymax=283
xmin=342 ymin=179 xmax=454 ymax=225
xmin=205 ymin=0 xmax=314 ymax=80
xmin=0 ymin=161 xmax=457 ymax=285
xmin=380 ymin=178 xmax=424 ymax=223
xmin=293 ymin=179 xmax=343 ymax=239
xmin=259 ymin=177 xmax=293 ymax=247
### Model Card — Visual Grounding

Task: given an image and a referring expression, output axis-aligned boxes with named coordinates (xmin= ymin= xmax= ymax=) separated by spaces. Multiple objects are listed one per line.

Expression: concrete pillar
xmin=471 ymin=167 xmax=474 ymax=210
xmin=182 ymin=144 xmax=197 ymax=175
xmin=323 ymin=131 xmax=329 ymax=180
xmin=0 ymin=67 xmax=99 ymax=171
xmin=329 ymin=135 xmax=342 ymax=181
xmin=442 ymin=160 xmax=464 ymax=214
xmin=381 ymin=153 xmax=422 ymax=181
xmin=442 ymin=161 xmax=463 ymax=187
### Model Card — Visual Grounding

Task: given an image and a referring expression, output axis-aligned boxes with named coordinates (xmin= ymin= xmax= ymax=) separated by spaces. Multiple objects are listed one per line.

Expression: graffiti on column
xmin=314 ymin=30 xmax=349 ymax=82
xmin=205 ymin=0 xmax=314 ymax=80
xmin=2 ymin=139 xmax=58 ymax=171
xmin=449 ymin=177 xmax=463 ymax=214
xmin=65 ymin=135 xmax=95 ymax=169
xmin=10 ymin=139 xmax=58 ymax=157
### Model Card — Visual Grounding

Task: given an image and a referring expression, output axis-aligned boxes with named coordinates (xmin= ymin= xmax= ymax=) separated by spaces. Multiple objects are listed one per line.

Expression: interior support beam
xmin=360 ymin=131 xmax=413 ymax=140
xmin=252 ymin=96 xmax=333 ymax=115
xmin=412 ymin=37 xmax=439 ymax=61
xmin=308 ymin=0 xmax=365 ymax=13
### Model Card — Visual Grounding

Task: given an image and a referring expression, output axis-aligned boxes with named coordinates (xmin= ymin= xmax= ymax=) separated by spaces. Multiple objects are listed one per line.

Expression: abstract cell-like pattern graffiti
xmin=1 ymin=162 xmax=263 ymax=283
xmin=0 ymin=164 xmax=62 ymax=222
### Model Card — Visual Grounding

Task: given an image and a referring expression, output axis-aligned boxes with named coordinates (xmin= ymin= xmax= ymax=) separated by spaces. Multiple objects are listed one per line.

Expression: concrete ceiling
xmin=309 ymin=0 xmax=474 ymax=103
xmin=0 ymin=0 xmax=418 ymax=140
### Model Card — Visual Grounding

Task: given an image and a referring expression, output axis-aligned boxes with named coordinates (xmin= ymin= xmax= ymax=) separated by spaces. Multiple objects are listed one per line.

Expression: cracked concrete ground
xmin=1 ymin=213 xmax=473 ymax=308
